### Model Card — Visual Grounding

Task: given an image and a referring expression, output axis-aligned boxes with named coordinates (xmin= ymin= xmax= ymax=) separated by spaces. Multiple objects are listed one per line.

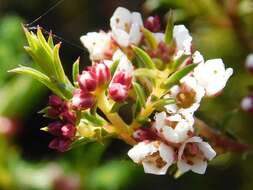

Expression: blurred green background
xmin=1 ymin=0 xmax=253 ymax=189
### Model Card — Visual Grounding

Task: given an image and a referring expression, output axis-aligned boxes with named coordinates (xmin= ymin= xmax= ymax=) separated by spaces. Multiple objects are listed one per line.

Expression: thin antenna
xmin=25 ymin=0 xmax=66 ymax=27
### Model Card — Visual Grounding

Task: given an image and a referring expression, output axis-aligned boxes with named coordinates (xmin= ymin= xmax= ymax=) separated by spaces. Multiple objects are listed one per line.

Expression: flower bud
xmin=47 ymin=107 xmax=61 ymax=118
xmin=113 ymin=70 xmax=132 ymax=89
xmin=60 ymin=124 xmax=76 ymax=139
xmin=48 ymin=121 xmax=63 ymax=136
xmin=144 ymin=16 xmax=161 ymax=32
xmin=241 ymin=95 xmax=253 ymax=113
xmin=90 ymin=62 xmax=111 ymax=86
xmin=109 ymin=83 xmax=129 ymax=102
xmin=49 ymin=95 xmax=63 ymax=108
xmin=78 ymin=71 xmax=97 ymax=91
xmin=60 ymin=111 xmax=76 ymax=124
xmin=48 ymin=137 xmax=72 ymax=152
xmin=72 ymin=90 xmax=95 ymax=110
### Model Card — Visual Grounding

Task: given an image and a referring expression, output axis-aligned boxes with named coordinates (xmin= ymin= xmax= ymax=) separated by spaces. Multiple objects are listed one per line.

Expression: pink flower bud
xmin=61 ymin=124 xmax=76 ymax=139
xmin=60 ymin=111 xmax=76 ymax=124
xmin=48 ymin=121 xmax=63 ymax=136
xmin=72 ymin=90 xmax=95 ymax=110
xmin=78 ymin=71 xmax=97 ymax=91
xmin=241 ymin=95 xmax=253 ymax=113
xmin=49 ymin=95 xmax=63 ymax=108
xmin=48 ymin=137 xmax=72 ymax=152
xmin=113 ymin=70 xmax=132 ymax=89
xmin=144 ymin=16 xmax=161 ymax=32
xmin=109 ymin=83 xmax=129 ymax=102
xmin=90 ymin=62 xmax=111 ymax=86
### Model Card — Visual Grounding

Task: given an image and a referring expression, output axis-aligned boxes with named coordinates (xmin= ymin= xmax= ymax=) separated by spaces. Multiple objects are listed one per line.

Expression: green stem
xmin=96 ymin=89 xmax=136 ymax=145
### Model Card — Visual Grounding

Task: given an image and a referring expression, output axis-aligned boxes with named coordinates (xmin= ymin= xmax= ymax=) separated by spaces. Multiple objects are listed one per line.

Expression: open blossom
xmin=80 ymin=32 xmax=115 ymax=61
xmin=165 ymin=75 xmax=205 ymax=115
xmin=177 ymin=136 xmax=216 ymax=174
xmin=194 ymin=59 xmax=233 ymax=96
xmin=154 ymin=112 xmax=194 ymax=144
xmin=173 ymin=25 xmax=192 ymax=56
xmin=110 ymin=7 xmax=143 ymax=47
xmin=128 ymin=141 xmax=175 ymax=175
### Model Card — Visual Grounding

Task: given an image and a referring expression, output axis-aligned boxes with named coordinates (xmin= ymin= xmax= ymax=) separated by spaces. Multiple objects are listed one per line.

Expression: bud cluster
xmin=46 ymin=95 xmax=77 ymax=152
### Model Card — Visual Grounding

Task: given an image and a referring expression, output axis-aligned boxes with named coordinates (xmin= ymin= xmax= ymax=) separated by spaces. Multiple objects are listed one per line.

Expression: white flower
xmin=128 ymin=141 xmax=175 ymax=175
xmin=110 ymin=7 xmax=143 ymax=47
xmin=165 ymin=75 xmax=205 ymax=115
xmin=177 ymin=136 xmax=216 ymax=174
xmin=154 ymin=112 xmax=193 ymax=143
xmin=193 ymin=59 xmax=233 ymax=96
xmin=80 ymin=32 xmax=113 ymax=61
xmin=173 ymin=25 xmax=192 ymax=56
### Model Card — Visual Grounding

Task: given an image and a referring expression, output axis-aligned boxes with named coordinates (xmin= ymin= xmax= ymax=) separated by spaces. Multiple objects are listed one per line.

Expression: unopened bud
xmin=144 ymin=16 xmax=161 ymax=32
xmin=61 ymin=124 xmax=76 ymax=139
xmin=49 ymin=95 xmax=63 ymax=108
xmin=72 ymin=90 xmax=95 ymax=110
xmin=113 ymin=70 xmax=132 ymax=89
xmin=60 ymin=111 xmax=76 ymax=124
xmin=48 ymin=137 xmax=71 ymax=152
xmin=78 ymin=71 xmax=97 ymax=91
xmin=109 ymin=83 xmax=129 ymax=102
xmin=90 ymin=62 xmax=111 ymax=86
xmin=48 ymin=121 xmax=63 ymax=136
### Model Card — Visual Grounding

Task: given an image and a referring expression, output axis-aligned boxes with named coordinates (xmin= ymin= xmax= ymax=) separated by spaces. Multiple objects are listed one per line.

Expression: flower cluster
xmin=13 ymin=7 xmax=234 ymax=176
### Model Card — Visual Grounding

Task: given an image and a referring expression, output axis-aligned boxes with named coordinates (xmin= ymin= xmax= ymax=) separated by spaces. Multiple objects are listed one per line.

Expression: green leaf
xmin=133 ymin=82 xmax=146 ymax=108
xmin=9 ymin=66 xmax=66 ymax=99
xmin=152 ymin=98 xmax=175 ymax=110
xmin=72 ymin=57 xmax=80 ymax=84
xmin=161 ymin=64 xmax=197 ymax=89
xmin=47 ymin=33 xmax=54 ymax=48
xmin=171 ymin=54 xmax=189 ymax=70
xmin=110 ymin=59 xmax=120 ymax=77
xmin=110 ymin=102 xmax=128 ymax=113
xmin=142 ymin=27 xmax=158 ymax=49
xmin=136 ymin=116 xmax=150 ymax=125
xmin=165 ymin=10 xmax=174 ymax=44
xmin=82 ymin=112 xmax=106 ymax=126
xmin=53 ymin=43 xmax=66 ymax=82
xmin=133 ymin=68 xmax=160 ymax=79
xmin=132 ymin=46 xmax=156 ymax=69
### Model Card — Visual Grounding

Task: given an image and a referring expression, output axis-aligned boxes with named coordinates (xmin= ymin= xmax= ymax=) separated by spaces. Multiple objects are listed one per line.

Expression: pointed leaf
xmin=132 ymin=46 xmax=156 ymax=69
xmin=152 ymin=98 xmax=175 ymax=110
xmin=142 ymin=27 xmax=158 ymax=49
xmin=161 ymin=64 xmax=197 ymax=89
xmin=72 ymin=57 xmax=80 ymax=84
xmin=133 ymin=82 xmax=146 ymax=108
xmin=9 ymin=66 xmax=66 ymax=99
xmin=110 ymin=59 xmax=120 ymax=77
xmin=53 ymin=43 xmax=66 ymax=82
xmin=165 ymin=10 xmax=174 ymax=44
xmin=134 ymin=68 xmax=160 ymax=79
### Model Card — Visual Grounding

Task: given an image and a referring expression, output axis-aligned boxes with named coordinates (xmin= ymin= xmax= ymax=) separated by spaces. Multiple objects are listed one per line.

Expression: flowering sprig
xmin=10 ymin=7 xmax=235 ymax=175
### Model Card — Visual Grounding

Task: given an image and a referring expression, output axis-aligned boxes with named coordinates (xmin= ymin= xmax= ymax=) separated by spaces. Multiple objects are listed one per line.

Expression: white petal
xmin=153 ymin=32 xmax=165 ymax=43
xmin=159 ymin=143 xmax=175 ymax=166
xmin=112 ymin=28 xmax=130 ymax=47
xmin=110 ymin=7 xmax=131 ymax=30
xmin=198 ymin=142 xmax=216 ymax=160
xmin=128 ymin=142 xmax=157 ymax=163
xmin=192 ymin=51 xmax=204 ymax=64
xmin=173 ymin=25 xmax=192 ymax=55
xmin=177 ymin=160 xmax=191 ymax=173
xmin=129 ymin=23 xmax=142 ymax=45
xmin=154 ymin=112 xmax=166 ymax=131
xmin=131 ymin=12 xmax=143 ymax=26
xmin=190 ymin=159 xmax=208 ymax=174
